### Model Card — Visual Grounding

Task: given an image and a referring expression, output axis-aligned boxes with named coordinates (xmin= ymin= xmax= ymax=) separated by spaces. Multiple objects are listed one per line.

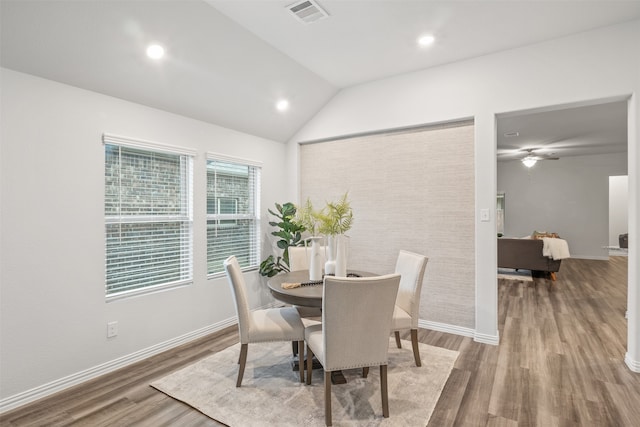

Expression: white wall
xmin=609 ymin=175 xmax=629 ymax=247
xmin=288 ymin=20 xmax=640 ymax=355
xmin=0 ymin=69 xmax=289 ymax=404
xmin=497 ymin=153 xmax=628 ymax=259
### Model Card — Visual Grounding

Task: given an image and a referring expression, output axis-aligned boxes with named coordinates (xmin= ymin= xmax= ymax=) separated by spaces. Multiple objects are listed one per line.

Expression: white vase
xmin=324 ymin=235 xmax=337 ymax=276
xmin=334 ymin=234 xmax=349 ymax=278
xmin=307 ymin=236 xmax=323 ymax=281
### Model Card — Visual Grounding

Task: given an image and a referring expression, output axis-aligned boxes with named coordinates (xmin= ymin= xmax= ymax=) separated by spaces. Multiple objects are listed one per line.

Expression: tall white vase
xmin=324 ymin=235 xmax=337 ymax=276
xmin=334 ymin=234 xmax=349 ymax=278
xmin=307 ymin=236 xmax=323 ymax=281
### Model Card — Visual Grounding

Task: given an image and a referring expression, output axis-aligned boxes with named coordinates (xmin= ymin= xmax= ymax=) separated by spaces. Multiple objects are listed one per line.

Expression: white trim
xmin=418 ymin=319 xmax=500 ymax=345
xmin=105 ymin=279 xmax=193 ymax=302
xmin=419 ymin=319 xmax=475 ymax=338
xmin=571 ymin=255 xmax=610 ymax=261
xmin=0 ymin=319 xmax=235 ymax=414
xmin=625 ymin=352 xmax=640 ymax=373
xmin=206 ymin=151 xmax=263 ymax=168
xmin=474 ymin=331 xmax=500 ymax=346
xmin=103 ymin=133 xmax=197 ymax=157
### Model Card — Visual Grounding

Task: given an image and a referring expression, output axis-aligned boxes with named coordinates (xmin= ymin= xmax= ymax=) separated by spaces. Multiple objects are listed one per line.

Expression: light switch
xmin=480 ymin=209 xmax=490 ymax=222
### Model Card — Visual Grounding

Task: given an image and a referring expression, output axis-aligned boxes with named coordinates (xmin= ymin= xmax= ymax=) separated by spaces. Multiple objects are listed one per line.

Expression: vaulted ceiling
xmin=2 ymin=0 xmax=639 ymax=145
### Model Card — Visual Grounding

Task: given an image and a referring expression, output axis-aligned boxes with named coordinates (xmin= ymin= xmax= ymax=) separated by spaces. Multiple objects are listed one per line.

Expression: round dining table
xmin=267 ymin=269 xmax=375 ymax=308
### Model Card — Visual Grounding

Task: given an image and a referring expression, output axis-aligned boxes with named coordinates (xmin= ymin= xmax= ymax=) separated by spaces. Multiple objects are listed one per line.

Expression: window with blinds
xmin=104 ymin=134 xmax=194 ymax=297
xmin=206 ymin=155 xmax=261 ymax=276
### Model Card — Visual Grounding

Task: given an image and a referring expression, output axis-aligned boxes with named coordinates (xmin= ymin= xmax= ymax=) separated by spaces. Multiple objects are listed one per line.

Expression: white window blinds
xmin=206 ymin=154 xmax=261 ymax=275
xmin=104 ymin=134 xmax=194 ymax=297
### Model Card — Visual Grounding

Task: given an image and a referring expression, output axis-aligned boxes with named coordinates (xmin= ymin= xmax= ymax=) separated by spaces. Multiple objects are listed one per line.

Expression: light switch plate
xmin=480 ymin=209 xmax=490 ymax=222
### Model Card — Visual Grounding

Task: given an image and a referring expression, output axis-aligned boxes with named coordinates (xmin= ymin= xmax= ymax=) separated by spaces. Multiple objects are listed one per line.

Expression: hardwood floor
xmin=2 ymin=257 xmax=637 ymax=426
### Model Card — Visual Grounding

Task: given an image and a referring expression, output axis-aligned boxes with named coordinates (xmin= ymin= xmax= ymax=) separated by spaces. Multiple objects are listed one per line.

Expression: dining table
xmin=267 ymin=269 xmax=377 ymax=384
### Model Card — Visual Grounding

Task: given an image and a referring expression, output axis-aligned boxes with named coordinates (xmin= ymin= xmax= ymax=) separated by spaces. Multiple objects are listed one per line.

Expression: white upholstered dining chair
xmin=223 ymin=256 xmax=305 ymax=386
xmin=391 ymin=250 xmax=429 ymax=367
xmin=305 ymin=274 xmax=401 ymax=426
xmin=288 ymin=244 xmax=327 ymax=272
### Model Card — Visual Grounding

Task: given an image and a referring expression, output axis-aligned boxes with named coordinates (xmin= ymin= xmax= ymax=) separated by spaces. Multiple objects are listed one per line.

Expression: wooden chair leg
xmin=362 ymin=367 xmax=369 ymax=378
xmin=306 ymin=345 xmax=314 ymax=385
xmin=298 ymin=340 xmax=304 ymax=383
xmin=236 ymin=343 xmax=248 ymax=387
xmin=394 ymin=331 xmax=402 ymax=348
xmin=380 ymin=365 xmax=389 ymax=418
xmin=325 ymin=370 xmax=333 ymax=426
xmin=411 ymin=329 xmax=421 ymax=367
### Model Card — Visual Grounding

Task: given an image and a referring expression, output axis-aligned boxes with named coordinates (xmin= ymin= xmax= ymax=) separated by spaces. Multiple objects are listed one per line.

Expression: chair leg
xmin=410 ymin=329 xmax=421 ymax=367
xmin=298 ymin=340 xmax=304 ymax=383
xmin=292 ymin=341 xmax=298 ymax=356
xmin=306 ymin=345 xmax=314 ymax=385
xmin=380 ymin=365 xmax=389 ymax=418
xmin=325 ymin=370 xmax=333 ymax=426
xmin=236 ymin=343 xmax=248 ymax=387
xmin=394 ymin=331 xmax=402 ymax=348
xmin=362 ymin=367 xmax=369 ymax=378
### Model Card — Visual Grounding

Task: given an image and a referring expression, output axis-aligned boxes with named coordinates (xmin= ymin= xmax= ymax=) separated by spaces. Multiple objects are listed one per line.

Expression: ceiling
xmin=2 ymin=0 xmax=639 ymax=146
xmin=497 ymin=100 xmax=629 ymax=163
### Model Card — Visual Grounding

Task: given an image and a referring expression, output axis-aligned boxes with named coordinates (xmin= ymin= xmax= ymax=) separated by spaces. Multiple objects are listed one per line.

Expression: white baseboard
xmin=0 ymin=317 xmax=237 ymax=414
xmin=419 ymin=319 xmax=475 ymax=338
xmin=625 ymin=352 xmax=640 ymax=373
xmin=474 ymin=330 xmax=500 ymax=345
xmin=572 ymin=255 xmax=610 ymax=261
xmin=418 ymin=319 xmax=499 ymax=345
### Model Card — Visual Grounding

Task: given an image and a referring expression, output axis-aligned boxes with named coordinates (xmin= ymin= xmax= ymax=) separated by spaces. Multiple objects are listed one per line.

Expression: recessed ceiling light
xmin=146 ymin=44 xmax=165 ymax=59
xmin=276 ymin=99 xmax=289 ymax=112
xmin=417 ymin=34 xmax=435 ymax=47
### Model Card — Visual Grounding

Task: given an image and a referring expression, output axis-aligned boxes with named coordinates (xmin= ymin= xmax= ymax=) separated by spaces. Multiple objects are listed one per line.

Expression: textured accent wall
xmin=299 ymin=121 xmax=476 ymax=328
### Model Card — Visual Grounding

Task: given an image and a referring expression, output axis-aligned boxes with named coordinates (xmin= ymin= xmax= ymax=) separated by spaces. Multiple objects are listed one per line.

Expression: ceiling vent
xmin=287 ymin=0 xmax=329 ymax=24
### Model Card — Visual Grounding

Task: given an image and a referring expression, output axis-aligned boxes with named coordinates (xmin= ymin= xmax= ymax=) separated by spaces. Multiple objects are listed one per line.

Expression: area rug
xmin=498 ymin=268 xmax=533 ymax=282
xmin=151 ymin=339 xmax=458 ymax=426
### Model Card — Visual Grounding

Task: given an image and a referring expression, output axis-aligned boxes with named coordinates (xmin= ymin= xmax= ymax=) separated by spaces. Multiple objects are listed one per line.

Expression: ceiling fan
xmin=520 ymin=148 xmax=559 ymax=168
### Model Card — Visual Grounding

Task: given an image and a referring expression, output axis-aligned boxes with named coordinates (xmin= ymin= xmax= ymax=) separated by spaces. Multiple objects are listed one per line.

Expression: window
xmin=104 ymin=134 xmax=194 ymax=297
xmin=207 ymin=154 xmax=261 ymax=275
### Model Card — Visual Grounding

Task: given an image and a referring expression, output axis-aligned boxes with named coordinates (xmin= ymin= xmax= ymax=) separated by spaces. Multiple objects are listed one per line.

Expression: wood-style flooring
xmin=1 ymin=257 xmax=637 ymax=426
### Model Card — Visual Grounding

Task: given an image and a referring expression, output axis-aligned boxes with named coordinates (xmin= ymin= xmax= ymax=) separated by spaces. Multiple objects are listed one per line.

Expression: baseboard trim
xmin=419 ymin=319 xmax=475 ymax=338
xmin=572 ymin=255 xmax=610 ymax=261
xmin=625 ymin=352 xmax=640 ymax=373
xmin=474 ymin=330 xmax=500 ymax=345
xmin=0 ymin=317 xmax=237 ymax=414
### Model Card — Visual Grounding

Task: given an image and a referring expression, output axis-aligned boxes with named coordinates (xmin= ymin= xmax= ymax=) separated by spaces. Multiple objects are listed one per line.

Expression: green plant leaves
xmin=259 ymin=202 xmax=306 ymax=277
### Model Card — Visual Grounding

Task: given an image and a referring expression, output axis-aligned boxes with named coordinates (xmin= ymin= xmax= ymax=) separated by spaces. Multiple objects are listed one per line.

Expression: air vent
xmin=287 ymin=0 xmax=329 ymax=24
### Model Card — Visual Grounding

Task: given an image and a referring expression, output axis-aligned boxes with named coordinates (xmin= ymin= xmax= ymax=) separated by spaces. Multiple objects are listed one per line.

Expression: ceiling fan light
xmin=522 ymin=156 xmax=537 ymax=168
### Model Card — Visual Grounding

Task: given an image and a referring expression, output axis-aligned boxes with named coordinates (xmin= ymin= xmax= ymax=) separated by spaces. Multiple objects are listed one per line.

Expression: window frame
xmin=206 ymin=152 xmax=262 ymax=278
xmin=103 ymin=133 xmax=195 ymax=300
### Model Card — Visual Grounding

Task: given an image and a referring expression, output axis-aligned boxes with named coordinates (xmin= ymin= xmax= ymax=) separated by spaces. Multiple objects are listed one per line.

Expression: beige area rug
xmin=151 ymin=339 xmax=458 ymax=427
xmin=498 ymin=268 xmax=533 ymax=282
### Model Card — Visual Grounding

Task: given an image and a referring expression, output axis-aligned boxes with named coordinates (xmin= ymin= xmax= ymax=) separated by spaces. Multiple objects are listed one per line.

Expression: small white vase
xmin=324 ymin=235 xmax=337 ymax=276
xmin=334 ymin=234 xmax=349 ymax=278
xmin=307 ymin=236 xmax=323 ymax=281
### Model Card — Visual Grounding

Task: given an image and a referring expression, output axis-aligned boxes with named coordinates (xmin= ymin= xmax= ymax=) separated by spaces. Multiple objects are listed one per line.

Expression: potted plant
xmin=293 ymin=198 xmax=325 ymax=280
xmin=316 ymin=192 xmax=353 ymax=277
xmin=259 ymin=202 xmax=306 ymax=277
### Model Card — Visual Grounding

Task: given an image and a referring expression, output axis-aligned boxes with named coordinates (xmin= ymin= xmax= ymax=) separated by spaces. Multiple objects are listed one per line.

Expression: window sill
xmin=106 ymin=279 xmax=193 ymax=302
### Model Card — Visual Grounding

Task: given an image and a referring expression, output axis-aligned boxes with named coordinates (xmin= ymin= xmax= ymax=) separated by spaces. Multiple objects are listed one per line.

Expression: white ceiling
xmin=497 ymin=100 xmax=629 ymax=163
xmin=2 ymin=0 xmax=639 ymax=146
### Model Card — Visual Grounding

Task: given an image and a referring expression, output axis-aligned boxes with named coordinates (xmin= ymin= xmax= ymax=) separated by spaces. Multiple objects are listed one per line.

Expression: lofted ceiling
xmin=1 ymin=0 xmax=639 ymax=146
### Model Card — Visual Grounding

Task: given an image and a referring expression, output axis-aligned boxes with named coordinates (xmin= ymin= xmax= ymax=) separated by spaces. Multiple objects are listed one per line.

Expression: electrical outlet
xmin=107 ymin=321 xmax=118 ymax=338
